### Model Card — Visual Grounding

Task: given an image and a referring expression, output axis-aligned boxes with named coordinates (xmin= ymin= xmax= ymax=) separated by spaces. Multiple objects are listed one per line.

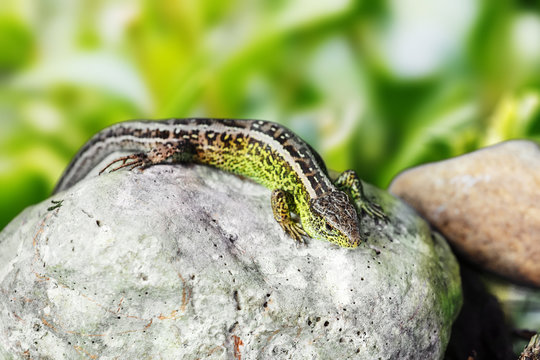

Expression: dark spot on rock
xmin=228 ymin=322 xmax=238 ymax=333
xmin=96 ymin=220 xmax=101 ymax=227
xmin=233 ymin=290 xmax=241 ymax=311
xmin=324 ymin=321 xmax=329 ymax=327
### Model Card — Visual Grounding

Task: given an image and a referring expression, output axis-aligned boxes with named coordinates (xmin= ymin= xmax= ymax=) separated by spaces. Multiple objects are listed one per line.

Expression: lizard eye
xmin=325 ymin=223 xmax=333 ymax=231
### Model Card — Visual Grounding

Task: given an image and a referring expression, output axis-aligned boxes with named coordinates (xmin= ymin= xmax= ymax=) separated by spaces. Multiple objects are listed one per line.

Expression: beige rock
xmin=390 ymin=140 xmax=540 ymax=287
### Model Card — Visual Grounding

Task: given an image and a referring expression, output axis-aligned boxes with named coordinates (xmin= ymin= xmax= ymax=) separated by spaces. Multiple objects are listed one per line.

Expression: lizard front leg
xmin=335 ymin=169 xmax=387 ymax=221
xmin=271 ymin=189 xmax=307 ymax=243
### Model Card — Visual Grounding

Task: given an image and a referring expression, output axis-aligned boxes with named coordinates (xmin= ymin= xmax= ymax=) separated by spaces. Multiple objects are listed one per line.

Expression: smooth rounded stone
xmin=0 ymin=160 xmax=461 ymax=359
xmin=389 ymin=140 xmax=540 ymax=287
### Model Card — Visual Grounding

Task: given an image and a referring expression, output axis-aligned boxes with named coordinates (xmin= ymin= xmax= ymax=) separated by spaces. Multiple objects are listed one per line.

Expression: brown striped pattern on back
xmin=54 ymin=118 xmax=335 ymax=200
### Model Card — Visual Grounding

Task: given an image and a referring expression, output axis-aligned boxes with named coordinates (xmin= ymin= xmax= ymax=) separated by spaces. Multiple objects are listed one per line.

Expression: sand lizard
xmin=53 ymin=118 xmax=386 ymax=248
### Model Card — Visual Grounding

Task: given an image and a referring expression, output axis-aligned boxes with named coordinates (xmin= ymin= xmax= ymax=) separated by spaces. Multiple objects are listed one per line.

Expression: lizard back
xmin=53 ymin=118 xmax=335 ymax=201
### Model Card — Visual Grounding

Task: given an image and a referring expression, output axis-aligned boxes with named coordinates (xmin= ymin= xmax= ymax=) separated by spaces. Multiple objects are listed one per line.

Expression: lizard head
xmin=308 ymin=190 xmax=361 ymax=248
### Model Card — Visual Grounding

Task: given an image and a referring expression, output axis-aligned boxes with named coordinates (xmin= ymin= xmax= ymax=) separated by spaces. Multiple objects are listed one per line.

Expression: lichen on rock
xmin=0 ymin=160 xmax=461 ymax=359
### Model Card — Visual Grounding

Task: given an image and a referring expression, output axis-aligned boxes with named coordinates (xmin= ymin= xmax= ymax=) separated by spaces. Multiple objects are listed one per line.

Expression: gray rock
xmin=0 ymin=160 xmax=461 ymax=359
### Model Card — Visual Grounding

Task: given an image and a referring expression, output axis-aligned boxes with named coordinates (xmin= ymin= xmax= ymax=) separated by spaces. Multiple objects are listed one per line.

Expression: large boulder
xmin=390 ymin=140 xmax=540 ymax=287
xmin=0 ymin=159 xmax=461 ymax=359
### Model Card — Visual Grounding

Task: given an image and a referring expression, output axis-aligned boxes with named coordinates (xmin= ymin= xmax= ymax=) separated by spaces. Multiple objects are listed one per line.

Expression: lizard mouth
xmin=343 ymin=228 xmax=361 ymax=248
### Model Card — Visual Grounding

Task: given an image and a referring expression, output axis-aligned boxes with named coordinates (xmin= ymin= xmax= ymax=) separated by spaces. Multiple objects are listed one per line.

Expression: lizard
xmin=53 ymin=118 xmax=386 ymax=248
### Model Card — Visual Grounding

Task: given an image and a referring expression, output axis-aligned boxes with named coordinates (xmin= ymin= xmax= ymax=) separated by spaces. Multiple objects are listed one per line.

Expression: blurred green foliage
xmin=1 ymin=0 xmax=540 ymax=230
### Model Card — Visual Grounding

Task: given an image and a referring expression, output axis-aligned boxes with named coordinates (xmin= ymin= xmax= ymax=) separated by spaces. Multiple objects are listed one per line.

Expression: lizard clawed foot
xmin=335 ymin=169 xmax=389 ymax=223
xmin=271 ymin=188 xmax=309 ymax=245
xmin=359 ymin=200 xmax=388 ymax=223
xmin=282 ymin=221 xmax=308 ymax=245
xmin=99 ymin=153 xmax=149 ymax=175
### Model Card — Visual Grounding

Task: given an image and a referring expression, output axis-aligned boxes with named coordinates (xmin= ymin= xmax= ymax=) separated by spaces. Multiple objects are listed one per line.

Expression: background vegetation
xmin=1 ymin=0 xmax=540 ymax=230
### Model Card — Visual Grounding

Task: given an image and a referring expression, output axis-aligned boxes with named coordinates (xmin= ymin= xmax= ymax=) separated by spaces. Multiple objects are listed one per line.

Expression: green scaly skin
xmin=53 ymin=118 xmax=387 ymax=248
